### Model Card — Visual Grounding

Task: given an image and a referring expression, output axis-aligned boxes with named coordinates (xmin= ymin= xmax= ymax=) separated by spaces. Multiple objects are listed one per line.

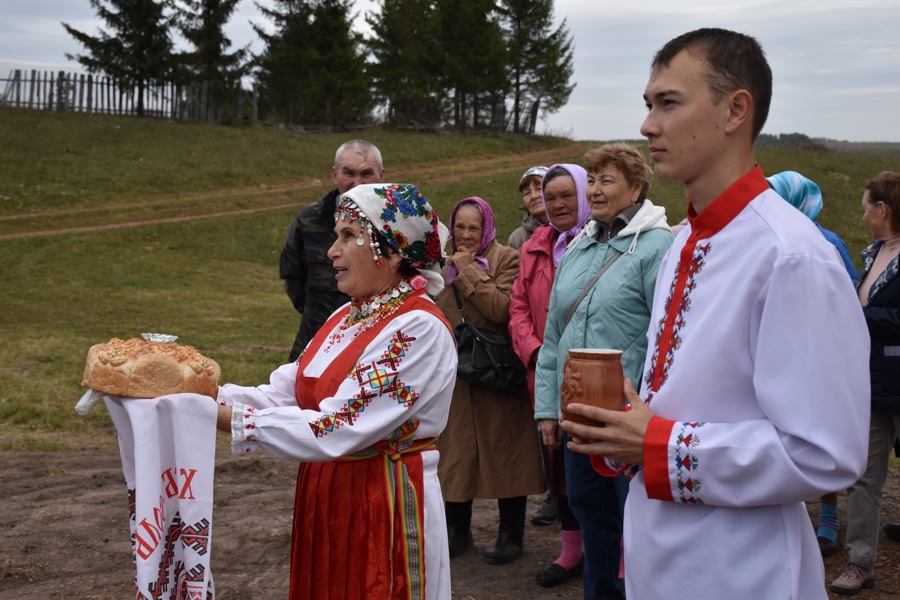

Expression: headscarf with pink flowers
xmin=542 ymin=163 xmax=590 ymax=265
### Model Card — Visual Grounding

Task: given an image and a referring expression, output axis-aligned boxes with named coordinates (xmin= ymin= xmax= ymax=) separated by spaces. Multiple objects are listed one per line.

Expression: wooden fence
xmin=0 ymin=69 xmax=258 ymax=123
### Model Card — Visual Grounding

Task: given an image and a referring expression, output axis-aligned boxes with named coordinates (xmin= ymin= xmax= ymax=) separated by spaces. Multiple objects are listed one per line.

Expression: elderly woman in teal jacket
xmin=534 ymin=143 xmax=673 ymax=600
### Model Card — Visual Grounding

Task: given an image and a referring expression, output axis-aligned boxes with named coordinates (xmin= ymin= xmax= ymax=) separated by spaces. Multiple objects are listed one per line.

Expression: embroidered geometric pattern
xmin=136 ymin=511 xmax=213 ymax=600
xmin=183 ymin=563 xmax=209 ymax=600
xmin=644 ymin=242 xmax=711 ymax=404
xmin=673 ymin=421 xmax=705 ymax=504
xmin=128 ymin=487 xmax=137 ymax=521
xmin=323 ymin=331 xmax=345 ymax=353
xmin=181 ymin=519 xmax=211 ymax=556
xmin=146 ymin=511 xmax=183 ymax=599
xmin=309 ymin=329 xmax=420 ymax=438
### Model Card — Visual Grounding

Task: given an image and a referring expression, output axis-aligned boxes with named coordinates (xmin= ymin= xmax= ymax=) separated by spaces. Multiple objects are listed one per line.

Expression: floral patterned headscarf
xmin=337 ymin=183 xmax=449 ymax=296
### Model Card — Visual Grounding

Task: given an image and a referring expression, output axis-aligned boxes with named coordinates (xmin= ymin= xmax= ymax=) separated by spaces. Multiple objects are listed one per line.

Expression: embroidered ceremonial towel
xmin=105 ymin=393 xmax=218 ymax=600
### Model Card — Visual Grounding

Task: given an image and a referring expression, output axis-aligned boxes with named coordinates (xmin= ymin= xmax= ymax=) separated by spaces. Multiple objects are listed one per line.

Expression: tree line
xmin=63 ymin=0 xmax=574 ymax=133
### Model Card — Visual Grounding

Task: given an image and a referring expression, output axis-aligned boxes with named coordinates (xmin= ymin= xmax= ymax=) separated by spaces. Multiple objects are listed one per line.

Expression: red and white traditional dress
xmin=618 ymin=167 xmax=870 ymax=599
xmin=218 ymin=289 xmax=456 ymax=600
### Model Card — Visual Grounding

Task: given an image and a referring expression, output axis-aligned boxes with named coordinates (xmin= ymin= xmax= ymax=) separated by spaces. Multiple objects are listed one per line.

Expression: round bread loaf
xmin=82 ymin=337 xmax=220 ymax=399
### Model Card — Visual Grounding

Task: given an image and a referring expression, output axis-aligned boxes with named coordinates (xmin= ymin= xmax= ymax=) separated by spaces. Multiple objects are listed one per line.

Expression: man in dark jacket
xmin=280 ymin=140 xmax=384 ymax=362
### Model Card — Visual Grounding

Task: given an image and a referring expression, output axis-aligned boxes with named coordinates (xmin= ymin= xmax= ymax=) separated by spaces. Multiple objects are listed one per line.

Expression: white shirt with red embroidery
xmin=216 ymin=306 xmax=456 ymax=460
xmin=216 ymin=303 xmax=456 ymax=600
xmin=623 ymin=171 xmax=870 ymax=600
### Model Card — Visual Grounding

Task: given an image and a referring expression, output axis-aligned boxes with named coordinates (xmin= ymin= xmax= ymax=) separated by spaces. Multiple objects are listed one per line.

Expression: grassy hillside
xmin=0 ymin=108 xmax=897 ymax=450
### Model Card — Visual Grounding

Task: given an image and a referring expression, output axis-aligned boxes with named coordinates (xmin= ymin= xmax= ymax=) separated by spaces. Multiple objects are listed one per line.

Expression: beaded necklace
xmin=344 ymin=280 xmax=414 ymax=331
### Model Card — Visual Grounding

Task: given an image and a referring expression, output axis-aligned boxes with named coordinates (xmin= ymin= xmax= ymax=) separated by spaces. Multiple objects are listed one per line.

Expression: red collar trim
xmin=686 ymin=166 xmax=770 ymax=240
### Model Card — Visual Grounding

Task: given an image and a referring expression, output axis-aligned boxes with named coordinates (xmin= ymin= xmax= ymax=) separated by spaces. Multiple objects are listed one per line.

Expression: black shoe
xmin=884 ymin=521 xmax=900 ymax=542
xmin=531 ymin=493 xmax=559 ymax=526
xmin=447 ymin=524 xmax=473 ymax=559
xmin=445 ymin=500 xmax=474 ymax=559
xmin=483 ymin=529 xmax=523 ymax=565
xmin=536 ymin=557 xmax=584 ymax=587
xmin=818 ymin=536 xmax=839 ymax=557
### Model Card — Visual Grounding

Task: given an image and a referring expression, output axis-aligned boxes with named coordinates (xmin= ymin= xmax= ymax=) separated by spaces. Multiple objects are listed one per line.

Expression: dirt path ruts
xmin=0 ymin=142 xmax=589 ymax=240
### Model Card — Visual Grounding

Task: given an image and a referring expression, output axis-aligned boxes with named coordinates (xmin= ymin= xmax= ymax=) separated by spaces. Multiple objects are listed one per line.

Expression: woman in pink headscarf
xmin=509 ymin=164 xmax=591 ymax=586
xmin=435 ymin=197 xmax=545 ymax=566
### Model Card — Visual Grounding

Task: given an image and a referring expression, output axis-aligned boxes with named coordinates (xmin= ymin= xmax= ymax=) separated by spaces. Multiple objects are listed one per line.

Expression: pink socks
xmin=554 ymin=529 xmax=583 ymax=570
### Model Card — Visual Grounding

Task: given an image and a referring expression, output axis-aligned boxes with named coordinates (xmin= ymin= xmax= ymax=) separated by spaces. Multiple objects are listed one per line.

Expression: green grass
xmin=0 ymin=109 xmax=897 ymax=450
xmin=0 ymin=107 xmax=568 ymax=215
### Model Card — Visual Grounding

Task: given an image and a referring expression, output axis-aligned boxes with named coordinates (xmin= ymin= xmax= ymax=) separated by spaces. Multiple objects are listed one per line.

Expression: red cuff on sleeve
xmin=643 ymin=415 xmax=676 ymax=502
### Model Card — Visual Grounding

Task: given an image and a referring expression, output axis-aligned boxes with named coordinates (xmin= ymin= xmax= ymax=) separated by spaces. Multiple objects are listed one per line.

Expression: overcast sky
xmin=2 ymin=0 xmax=898 ymax=142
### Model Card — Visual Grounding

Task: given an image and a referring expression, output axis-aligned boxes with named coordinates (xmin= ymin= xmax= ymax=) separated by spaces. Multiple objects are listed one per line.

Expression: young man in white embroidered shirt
xmin=560 ymin=28 xmax=871 ymax=600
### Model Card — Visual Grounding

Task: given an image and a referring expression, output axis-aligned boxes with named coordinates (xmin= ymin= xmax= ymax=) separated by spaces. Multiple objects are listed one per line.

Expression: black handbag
xmin=453 ymin=287 xmax=527 ymax=395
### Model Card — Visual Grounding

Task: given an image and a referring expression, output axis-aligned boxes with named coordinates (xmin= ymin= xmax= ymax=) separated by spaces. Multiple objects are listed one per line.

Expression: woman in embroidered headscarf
xmin=214 ymin=183 xmax=456 ymax=600
xmin=508 ymin=164 xmax=590 ymax=586
xmin=434 ymin=196 xmax=545 ymax=565
xmin=535 ymin=144 xmax=673 ymax=599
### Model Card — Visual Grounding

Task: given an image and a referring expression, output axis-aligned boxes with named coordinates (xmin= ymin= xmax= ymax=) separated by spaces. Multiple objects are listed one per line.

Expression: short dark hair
xmin=518 ymin=174 xmax=543 ymax=193
xmin=865 ymin=172 xmax=900 ymax=233
xmin=372 ymin=228 xmax=418 ymax=277
xmin=652 ymin=28 xmax=772 ymax=141
xmin=542 ymin=167 xmax=571 ymax=187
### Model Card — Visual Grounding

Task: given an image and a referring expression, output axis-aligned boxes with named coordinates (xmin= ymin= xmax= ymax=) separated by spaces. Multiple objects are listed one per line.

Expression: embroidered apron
xmin=289 ymin=291 xmax=450 ymax=600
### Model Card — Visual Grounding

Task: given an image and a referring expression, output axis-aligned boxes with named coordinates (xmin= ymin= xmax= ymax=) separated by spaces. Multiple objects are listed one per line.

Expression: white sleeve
xmin=216 ymin=362 xmax=300 ymax=410
xmin=227 ymin=311 xmax=457 ymax=461
xmin=647 ymin=255 xmax=871 ymax=506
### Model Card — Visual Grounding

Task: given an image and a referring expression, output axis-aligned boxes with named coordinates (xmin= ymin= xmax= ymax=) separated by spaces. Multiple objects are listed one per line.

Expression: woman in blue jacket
xmin=534 ymin=144 xmax=673 ymax=600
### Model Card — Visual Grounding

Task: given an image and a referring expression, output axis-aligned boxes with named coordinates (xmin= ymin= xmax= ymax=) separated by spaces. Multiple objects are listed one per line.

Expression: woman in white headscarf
xmin=214 ymin=183 xmax=456 ymax=600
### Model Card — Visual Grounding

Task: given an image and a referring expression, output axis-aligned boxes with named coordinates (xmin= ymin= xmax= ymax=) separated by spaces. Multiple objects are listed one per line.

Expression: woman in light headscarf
xmin=767 ymin=170 xmax=856 ymax=284
xmin=214 ymin=183 xmax=457 ymax=600
xmin=508 ymin=165 xmax=550 ymax=250
xmin=435 ymin=197 xmax=545 ymax=565
xmin=509 ymin=164 xmax=590 ymax=586
xmin=766 ymin=170 xmax=857 ymax=558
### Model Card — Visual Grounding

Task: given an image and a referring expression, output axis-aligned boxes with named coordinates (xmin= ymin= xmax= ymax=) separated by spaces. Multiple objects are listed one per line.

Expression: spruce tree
xmin=436 ymin=0 xmax=508 ymax=130
xmin=365 ymin=0 xmax=444 ymax=126
xmin=63 ymin=0 xmax=177 ymax=116
xmin=497 ymin=0 xmax=574 ymax=134
xmin=253 ymin=0 xmax=315 ymax=123
xmin=307 ymin=0 xmax=371 ymax=125
xmin=176 ymin=0 xmax=248 ymax=106
xmin=254 ymin=0 xmax=369 ymax=125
